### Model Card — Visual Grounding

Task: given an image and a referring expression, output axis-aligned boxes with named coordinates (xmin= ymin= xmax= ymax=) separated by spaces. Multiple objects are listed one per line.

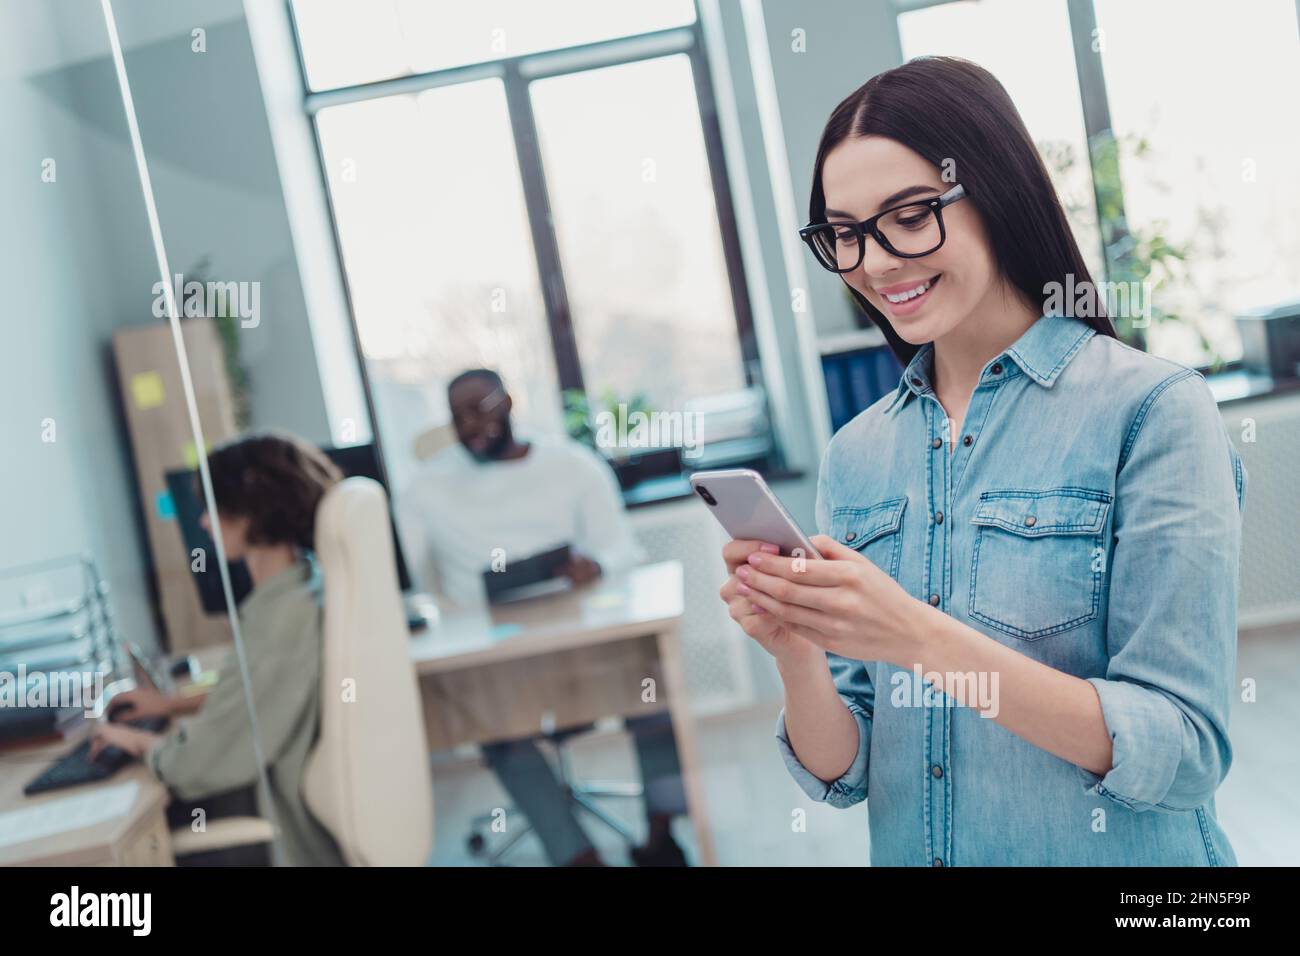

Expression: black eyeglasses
xmin=799 ymin=184 xmax=968 ymax=274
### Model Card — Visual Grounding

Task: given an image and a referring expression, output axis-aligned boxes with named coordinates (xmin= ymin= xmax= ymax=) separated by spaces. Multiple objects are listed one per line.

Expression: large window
xmin=897 ymin=0 xmax=1300 ymax=372
xmin=530 ymin=56 xmax=746 ymax=411
xmin=897 ymin=0 xmax=1104 ymax=281
xmin=291 ymin=1 xmax=765 ymax=493
xmin=1091 ymin=0 xmax=1300 ymax=368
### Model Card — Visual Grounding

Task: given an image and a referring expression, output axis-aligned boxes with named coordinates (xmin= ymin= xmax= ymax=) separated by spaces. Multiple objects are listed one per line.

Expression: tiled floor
xmin=428 ymin=707 xmax=867 ymax=867
xmin=1214 ymin=624 xmax=1300 ymax=866
xmin=429 ymin=627 xmax=1299 ymax=866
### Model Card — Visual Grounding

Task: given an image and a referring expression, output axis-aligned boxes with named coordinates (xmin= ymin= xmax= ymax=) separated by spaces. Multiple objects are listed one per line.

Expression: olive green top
xmin=149 ymin=556 xmax=344 ymax=866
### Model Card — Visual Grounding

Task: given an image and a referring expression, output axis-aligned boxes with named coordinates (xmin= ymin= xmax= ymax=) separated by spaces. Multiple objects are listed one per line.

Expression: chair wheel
xmin=467 ymin=832 xmax=486 ymax=855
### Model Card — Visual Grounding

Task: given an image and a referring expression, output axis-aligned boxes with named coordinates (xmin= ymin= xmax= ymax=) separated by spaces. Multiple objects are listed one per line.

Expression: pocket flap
xmin=971 ymin=488 xmax=1111 ymax=536
xmin=831 ymin=497 xmax=907 ymax=549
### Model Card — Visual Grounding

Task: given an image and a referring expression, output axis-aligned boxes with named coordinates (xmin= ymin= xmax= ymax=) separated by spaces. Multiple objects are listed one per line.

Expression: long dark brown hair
xmin=808 ymin=56 xmax=1118 ymax=367
xmin=203 ymin=431 xmax=342 ymax=551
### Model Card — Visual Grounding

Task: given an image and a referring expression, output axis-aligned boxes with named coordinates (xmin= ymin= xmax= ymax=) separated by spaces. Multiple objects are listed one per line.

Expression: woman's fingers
xmin=808 ymin=534 xmax=868 ymax=563
xmin=726 ymin=596 xmax=750 ymax=620
xmin=722 ymin=539 xmax=780 ymax=573
xmin=743 ymin=585 xmax=838 ymax=634
xmin=738 ymin=563 xmax=840 ymax=614
xmin=743 ymin=548 xmax=848 ymax=586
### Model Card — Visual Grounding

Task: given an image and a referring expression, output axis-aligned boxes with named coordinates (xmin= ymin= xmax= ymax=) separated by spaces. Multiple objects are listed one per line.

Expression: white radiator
xmin=1222 ymin=390 xmax=1300 ymax=630
xmin=628 ymin=497 xmax=757 ymax=715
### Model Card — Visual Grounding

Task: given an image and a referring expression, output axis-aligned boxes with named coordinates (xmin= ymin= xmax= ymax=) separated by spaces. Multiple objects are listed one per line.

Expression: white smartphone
xmin=689 ymin=468 xmax=822 ymax=559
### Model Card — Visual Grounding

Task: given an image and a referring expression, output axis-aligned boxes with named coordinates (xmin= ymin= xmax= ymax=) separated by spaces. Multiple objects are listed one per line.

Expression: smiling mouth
xmin=881 ymin=274 xmax=941 ymax=304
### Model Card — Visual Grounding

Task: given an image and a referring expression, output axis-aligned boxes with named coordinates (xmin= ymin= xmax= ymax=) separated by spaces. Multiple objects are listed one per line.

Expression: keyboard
xmin=23 ymin=716 xmax=168 ymax=796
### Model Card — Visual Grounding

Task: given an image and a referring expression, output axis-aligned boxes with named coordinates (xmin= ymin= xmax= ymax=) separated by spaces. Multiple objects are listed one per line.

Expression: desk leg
xmin=656 ymin=623 xmax=717 ymax=867
xmin=114 ymin=806 xmax=175 ymax=866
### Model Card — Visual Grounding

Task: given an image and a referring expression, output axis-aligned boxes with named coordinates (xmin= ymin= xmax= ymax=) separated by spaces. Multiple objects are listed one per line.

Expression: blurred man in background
xmin=398 ymin=368 xmax=688 ymax=866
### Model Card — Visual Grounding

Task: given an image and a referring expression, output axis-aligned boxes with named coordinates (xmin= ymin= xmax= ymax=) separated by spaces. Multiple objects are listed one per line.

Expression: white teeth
xmin=884 ymin=279 xmax=933 ymax=304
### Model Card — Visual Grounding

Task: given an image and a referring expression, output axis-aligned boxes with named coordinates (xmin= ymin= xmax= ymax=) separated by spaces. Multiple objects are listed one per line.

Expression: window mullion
xmin=501 ymin=64 xmax=586 ymax=394
xmin=1066 ymin=0 xmax=1147 ymax=350
xmin=686 ymin=27 xmax=759 ymax=386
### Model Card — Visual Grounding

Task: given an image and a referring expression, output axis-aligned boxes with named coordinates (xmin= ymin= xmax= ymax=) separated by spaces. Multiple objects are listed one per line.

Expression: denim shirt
xmin=776 ymin=312 xmax=1247 ymax=866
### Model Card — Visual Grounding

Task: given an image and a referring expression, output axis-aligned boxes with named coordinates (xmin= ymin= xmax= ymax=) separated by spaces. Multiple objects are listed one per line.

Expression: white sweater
xmin=394 ymin=437 xmax=645 ymax=609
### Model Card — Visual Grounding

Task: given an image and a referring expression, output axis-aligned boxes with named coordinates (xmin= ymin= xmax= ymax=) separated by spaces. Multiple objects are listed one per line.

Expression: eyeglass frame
xmin=799 ymin=184 xmax=969 ymax=273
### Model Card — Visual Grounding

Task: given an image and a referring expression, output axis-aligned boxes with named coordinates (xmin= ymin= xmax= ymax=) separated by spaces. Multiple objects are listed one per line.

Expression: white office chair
xmin=170 ymin=477 xmax=434 ymax=866
xmin=303 ymin=476 xmax=434 ymax=865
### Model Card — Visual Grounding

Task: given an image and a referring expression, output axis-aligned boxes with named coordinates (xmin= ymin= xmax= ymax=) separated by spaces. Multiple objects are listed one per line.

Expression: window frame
xmin=894 ymin=0 xmax=1252 ymax=379
xmin=286 ymin=3 xmax=771 ymax=491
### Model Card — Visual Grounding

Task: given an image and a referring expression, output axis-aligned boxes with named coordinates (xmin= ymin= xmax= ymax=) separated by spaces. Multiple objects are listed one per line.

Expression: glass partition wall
xmin=0 ymin=0 xmax=277 ymax=868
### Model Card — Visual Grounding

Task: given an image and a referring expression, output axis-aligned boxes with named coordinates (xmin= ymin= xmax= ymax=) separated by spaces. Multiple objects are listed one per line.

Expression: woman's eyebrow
xmin=826 ymin=184 xmax=942 ymax=220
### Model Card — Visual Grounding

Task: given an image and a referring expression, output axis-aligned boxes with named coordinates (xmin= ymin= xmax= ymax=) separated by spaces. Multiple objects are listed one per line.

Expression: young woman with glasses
xmin=717 ymin=57 xmax=1247 ymax=866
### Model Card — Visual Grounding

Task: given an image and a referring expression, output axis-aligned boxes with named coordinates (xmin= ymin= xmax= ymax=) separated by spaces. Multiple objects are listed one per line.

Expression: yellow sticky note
xmin=182 ymin=440 xmax=212 ymax=470
xmin=130 ymin=371 xmax=165 ymax=410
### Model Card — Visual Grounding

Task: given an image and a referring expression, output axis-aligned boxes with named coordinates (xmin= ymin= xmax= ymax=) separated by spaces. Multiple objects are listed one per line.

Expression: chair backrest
xmin=303 ymin=477 xmax=433 ymax=865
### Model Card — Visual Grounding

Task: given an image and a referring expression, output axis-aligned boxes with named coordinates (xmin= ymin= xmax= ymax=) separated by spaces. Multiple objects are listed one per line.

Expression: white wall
xmin=0 ymin=0 xmax=160 ymax=648
xmin=758 ymin=0 xmax=905 ymax=339
xmin=0 ymin=0 xmax=342 ymax=652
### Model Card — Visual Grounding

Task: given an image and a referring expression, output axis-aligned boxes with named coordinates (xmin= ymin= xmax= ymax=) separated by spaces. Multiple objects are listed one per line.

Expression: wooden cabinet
xmin=112 ymin=320 xmax=238 ymax=652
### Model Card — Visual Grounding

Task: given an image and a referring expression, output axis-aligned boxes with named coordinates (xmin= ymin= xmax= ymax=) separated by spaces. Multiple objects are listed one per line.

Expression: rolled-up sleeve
xmin=776 ymin=654 xmax=876 ymax=807
xmin=774 ymin=442 xmax=876 ymax=808
xmin=1077 ymin=371 xmax=1243 ymax=812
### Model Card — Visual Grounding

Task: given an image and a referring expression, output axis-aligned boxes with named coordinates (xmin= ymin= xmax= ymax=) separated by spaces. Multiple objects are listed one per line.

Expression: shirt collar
xmin=885 ymin=312 xmax=1096 ymax=415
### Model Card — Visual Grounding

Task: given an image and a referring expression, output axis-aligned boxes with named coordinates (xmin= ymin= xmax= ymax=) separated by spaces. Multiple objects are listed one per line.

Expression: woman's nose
xmin=858 ymin=234 xmax=902 ymax=279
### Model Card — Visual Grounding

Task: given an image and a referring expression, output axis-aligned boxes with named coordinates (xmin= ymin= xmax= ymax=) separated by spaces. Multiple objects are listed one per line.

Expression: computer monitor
xmin=165 ymin=441 xmax=413 ymax=615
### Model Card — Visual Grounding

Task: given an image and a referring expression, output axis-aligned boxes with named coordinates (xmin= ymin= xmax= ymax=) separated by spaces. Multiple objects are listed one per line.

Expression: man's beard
xmin=470 ymin=427 xmax=512 ymax=462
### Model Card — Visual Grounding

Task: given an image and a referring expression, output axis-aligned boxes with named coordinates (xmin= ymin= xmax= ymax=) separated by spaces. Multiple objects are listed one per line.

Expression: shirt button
xmin=962 ymin=435 xmax=973 ymax=446
xmin=931 ymin=437 xmax=942 ymax=449
xmin=934 ymin=511 xmax=943 ymax=524
xmin=932 ymin=858 xmax=944 ymax=867
xmin=1025 ymin=515 xmax=1037 ymax=527
xmin=845 ymin=531 xmax=856 ymax=542
xmin=928 ymin=594 xmax=940 ymax=606
xmin=911 ymin=377 xmax=922 ymax=386
xmin=931 ymin=764 xmax=943 ymax=778
xmin=991 ymin=362 xmax=1003 ymax=374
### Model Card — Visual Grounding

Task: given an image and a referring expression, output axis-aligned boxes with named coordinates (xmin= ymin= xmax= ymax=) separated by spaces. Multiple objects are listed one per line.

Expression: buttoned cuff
xmin=775 ymin=704 xmax=871 ymax=809
xmin=1075 ymin=677 xmax=1184 ymax=812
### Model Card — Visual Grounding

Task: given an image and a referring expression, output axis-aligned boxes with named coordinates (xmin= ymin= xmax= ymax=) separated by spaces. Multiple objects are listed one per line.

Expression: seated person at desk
xmin=397 ymin=368 xmax=688 ymax=866
xmin=90 ymin=431 xmax=346 ymax=867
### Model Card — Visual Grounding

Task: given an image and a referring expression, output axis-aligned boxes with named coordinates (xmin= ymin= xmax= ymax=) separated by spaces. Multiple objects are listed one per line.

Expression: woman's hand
xmin=105 ymin=687 xmax=175 ymax=722
xmin=735 ymin=534 xmax=929 ymax=667
xmin=88 ymin=722 xmax=163 ymax=761
xmin=719 ymin=540 xmax=825 ymax=666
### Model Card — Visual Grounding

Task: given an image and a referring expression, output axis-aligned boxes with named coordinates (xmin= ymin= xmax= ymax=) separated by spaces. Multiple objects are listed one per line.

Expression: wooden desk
xmin=0 ymin=655 xmax=218 ymax=867
xmin=411 ymin=560 xmax=716 ymax=866
xmin=0 ymin=728 xmax=174 ymax=866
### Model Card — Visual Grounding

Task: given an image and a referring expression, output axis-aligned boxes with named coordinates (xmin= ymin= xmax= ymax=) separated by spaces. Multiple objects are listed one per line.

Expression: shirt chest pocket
xmin=968 ymin=488 xmax=1112 ymax=641
xmin=830 ymin=497 xmax=907 ymax=579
